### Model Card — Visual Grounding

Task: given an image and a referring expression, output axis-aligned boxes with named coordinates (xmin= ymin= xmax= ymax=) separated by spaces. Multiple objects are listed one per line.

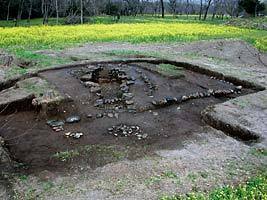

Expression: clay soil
xmin=0 ymin=62 xmax=254 ymax=173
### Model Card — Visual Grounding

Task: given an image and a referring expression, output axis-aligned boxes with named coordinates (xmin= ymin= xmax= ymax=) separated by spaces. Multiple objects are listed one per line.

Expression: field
xmin=0 ymin=16 xmax=266 ymax=51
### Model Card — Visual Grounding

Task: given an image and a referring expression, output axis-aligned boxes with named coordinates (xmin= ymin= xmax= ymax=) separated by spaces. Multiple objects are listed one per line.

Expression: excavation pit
xmin=0 ymin=61 xmax=256 ymax=172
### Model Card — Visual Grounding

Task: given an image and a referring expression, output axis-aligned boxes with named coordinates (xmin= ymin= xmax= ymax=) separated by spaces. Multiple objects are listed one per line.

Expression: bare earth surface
xmin=0 ymin=39 xmax=267 ymax=200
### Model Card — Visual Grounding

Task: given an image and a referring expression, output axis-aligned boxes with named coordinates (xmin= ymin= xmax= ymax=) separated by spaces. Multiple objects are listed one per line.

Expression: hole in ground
xmin=0 ymin=61 xmax=257 ymax=173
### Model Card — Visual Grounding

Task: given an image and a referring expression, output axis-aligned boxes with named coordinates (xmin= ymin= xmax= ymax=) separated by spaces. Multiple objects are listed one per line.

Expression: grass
xmin=145 ymin=170 xmax=181 ymax=186
xmin=53 ymin=144 xmax=126 ymax=162
xmin=53 ymin=149 xmax=80 ymax=162
xmin=158 ymin=64 xmax=185 ymax=78
xmin=160 ymin=173 xmax=267 ymax=200
xmin=104 ymin=49 xmax=167 ymax=59
xmin=250 ymin=148 xmax=267 ymax=157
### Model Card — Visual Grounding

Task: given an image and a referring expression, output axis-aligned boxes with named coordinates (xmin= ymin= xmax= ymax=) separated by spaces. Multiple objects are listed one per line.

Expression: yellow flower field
xmin=0 ymin=22 xmax=266 ymax=51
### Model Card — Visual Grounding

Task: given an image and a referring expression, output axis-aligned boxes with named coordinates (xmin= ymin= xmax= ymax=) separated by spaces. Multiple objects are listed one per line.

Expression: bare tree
xmin=55 ymin=0 xmax=59 ymax=24
xmin=169 ymin=0 xmax=177 ymax=15
xmin=199 ymin=0 xmax=203 ymax=19
xmin=17 ymin=0 xmax=25 ymax=20
xmin=6 ymin=0 xmax=11 ymax=21
xmin=160 ymin=0 xmax=164 ymax=18
xmin=203 ymin=0 xmax=213 ymax=20
xmin=27 ymin=0 xmax=33 ymax=22
xmin=42 ymin=0 xmax=51 ymax=24
xmin=80 ymin=0 xmax=83 ymax=24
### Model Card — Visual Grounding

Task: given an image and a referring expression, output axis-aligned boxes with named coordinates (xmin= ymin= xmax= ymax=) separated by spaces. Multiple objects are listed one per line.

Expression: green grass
xmin=161 ymin=173 xmax=267 ymax=200
xmin=53 ymin=145 xmax=126 ymax=162
xmin=53 ymin=149 xmax=80 ymax=162
xmin=158 ymin=64 xmax=185 ymax=78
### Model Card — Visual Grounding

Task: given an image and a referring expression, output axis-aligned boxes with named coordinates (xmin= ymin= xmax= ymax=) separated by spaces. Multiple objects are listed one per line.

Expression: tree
xmin=199 ymin=0 xmax=203 ymax=20
xmin=239 ymin=0 xmax=265 ymax=16
xmin=203 ymin=0 xmax=213 ymax=20
xmin=80 ymin=0 xmax=83 ymax=24
xmin=6 ymin=0 xmax=11 ymax=21
xmin=160 ymin=0 xmax=164 ymax=18
xmin=169 ymin=0 xmax=177 ymax=15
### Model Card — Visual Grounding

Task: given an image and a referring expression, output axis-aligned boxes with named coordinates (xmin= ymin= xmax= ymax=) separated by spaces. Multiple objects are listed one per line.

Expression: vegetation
xmin=0 ymin=20 xmax=266 ymax=51
xmin=161 ymin=173 xmax=267 ymax=200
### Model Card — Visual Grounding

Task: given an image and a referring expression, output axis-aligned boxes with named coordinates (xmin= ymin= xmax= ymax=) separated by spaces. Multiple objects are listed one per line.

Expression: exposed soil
xmin=0 ymin=62 xmax=254 ymax=174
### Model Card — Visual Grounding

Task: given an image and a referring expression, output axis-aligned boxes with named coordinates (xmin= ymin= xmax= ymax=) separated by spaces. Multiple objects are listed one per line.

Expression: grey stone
xmin=84 ymin=81 xmax=100 ymax=88
xmin=47 ymin=120 xmax=65 ymax=127
xmin=96 ymin=113 xmax=104 ymax=118
xmin=122 ymin=93 xmax=134 ymax=100
xmin=80 ymin=73 xmax=92 ymax=82
xmin=125 ymin=100 xmax=134 ymax=105
xmin=66 ymin=115 xmax=81 ymax=124
xmin=90 ymin=86 xmax=101 ymax=93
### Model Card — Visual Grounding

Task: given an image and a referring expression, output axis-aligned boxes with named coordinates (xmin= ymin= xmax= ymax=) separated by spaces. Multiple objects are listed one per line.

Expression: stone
xmin=181 ymin=96 xmax=189 ymax=101
xmin=86 ymin=114 xmax=93 ymax=118
xmin=165 ymin=97 xmax=177 ymax=104
xmin=90 ymin=86 xmax=101 ymax=93
xmin=83 ymin=81 xmax=100 ymax=88
xmin=66 ymin=115 xmax=81 ymax=124
xmin=153 ymin=112 xmax=159 ymax=116
xmin=65 ymin=132 xmax=83 ymax=139
xmin=122 ymin=93 xmax=134 ymax=100
xmin=126 ymin=80 xmax=135 ymax=85
xmin=114 ymin=113 xmax=119 ymax=119
xmin=125 ymin=100 xmax=134 ymax=105
xmin=236 ymin=86 xmax=242 ymax=91
xmin=96 ymin=113 xmax=103 ymax=118
xmin=80 ymin=74 xmax=92 ymax=82
xmin=107 ymin=124 xmax=145 ymax=139
xmin=47 ymin=120 xmax=64 ymax=127
xmin=107 ymin=113 xmax=114 ymax=118
xmin=94 ymin=99 xmax=104 ymax=107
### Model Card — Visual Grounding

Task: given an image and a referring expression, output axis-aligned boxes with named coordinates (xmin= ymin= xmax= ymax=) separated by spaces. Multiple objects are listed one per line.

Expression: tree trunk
xmin=56 ymin=0 xmax=59 ymax=24
xmin=17 ymin=0 xmax=25 ymax=20
xmin=186 ymin=0 xmax=189 ymax=18
xmin=212 ymin=0 xmax=216 ymax=20
xmin=203 ymin=0 xmax=212 ymax=20
xmin=28 ymin=0 xmax=33 ymax=23
xmin=7 ymin=0 xmax=11 ymax=21
xmin=199 ymin=0 xmax=203 ymax=20
xmin=160 ymin=0 xmax=164 ymax=18
xmin=80 ymin=0 xmax=83 ymax=24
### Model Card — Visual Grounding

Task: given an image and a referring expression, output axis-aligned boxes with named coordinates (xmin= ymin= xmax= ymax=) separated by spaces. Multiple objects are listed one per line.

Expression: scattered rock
xmin=122 ymin=93 xmax=134 ymax=100
xmin=107 ymin=124 xmax=147 ymax=139
xmin=125 ymin=100 xmax=134 ymax=105
xmin=83 ymin=81 xmax=100 ymax=88
xmin=90 ymin=86 xmax=101 ymax=93
xmin=96 ymin=113 xmax=104 ymax=118
xmin=80 ymin=73 xmax=92 ymax=82
xmin=107 ymin=113 xmax=114 ymax=118
xmin=66 ymin=115 xmax=81 ymax=124
xmin=47 ymin=120 xmax=64 ymax=127
xmin=86 ymin=114 xmax=93 ymax=118
xmin=94 ymin=99 xmax=104 ymax=107
xmin=153 ymin=112 xmax=158 ymax=116
xmin=65 ymin=132 xmax=84 ymax=139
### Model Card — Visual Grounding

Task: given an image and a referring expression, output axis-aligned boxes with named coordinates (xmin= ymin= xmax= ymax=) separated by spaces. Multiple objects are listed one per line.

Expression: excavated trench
xmin=0 ymin=60 xmax=259 ymax=173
